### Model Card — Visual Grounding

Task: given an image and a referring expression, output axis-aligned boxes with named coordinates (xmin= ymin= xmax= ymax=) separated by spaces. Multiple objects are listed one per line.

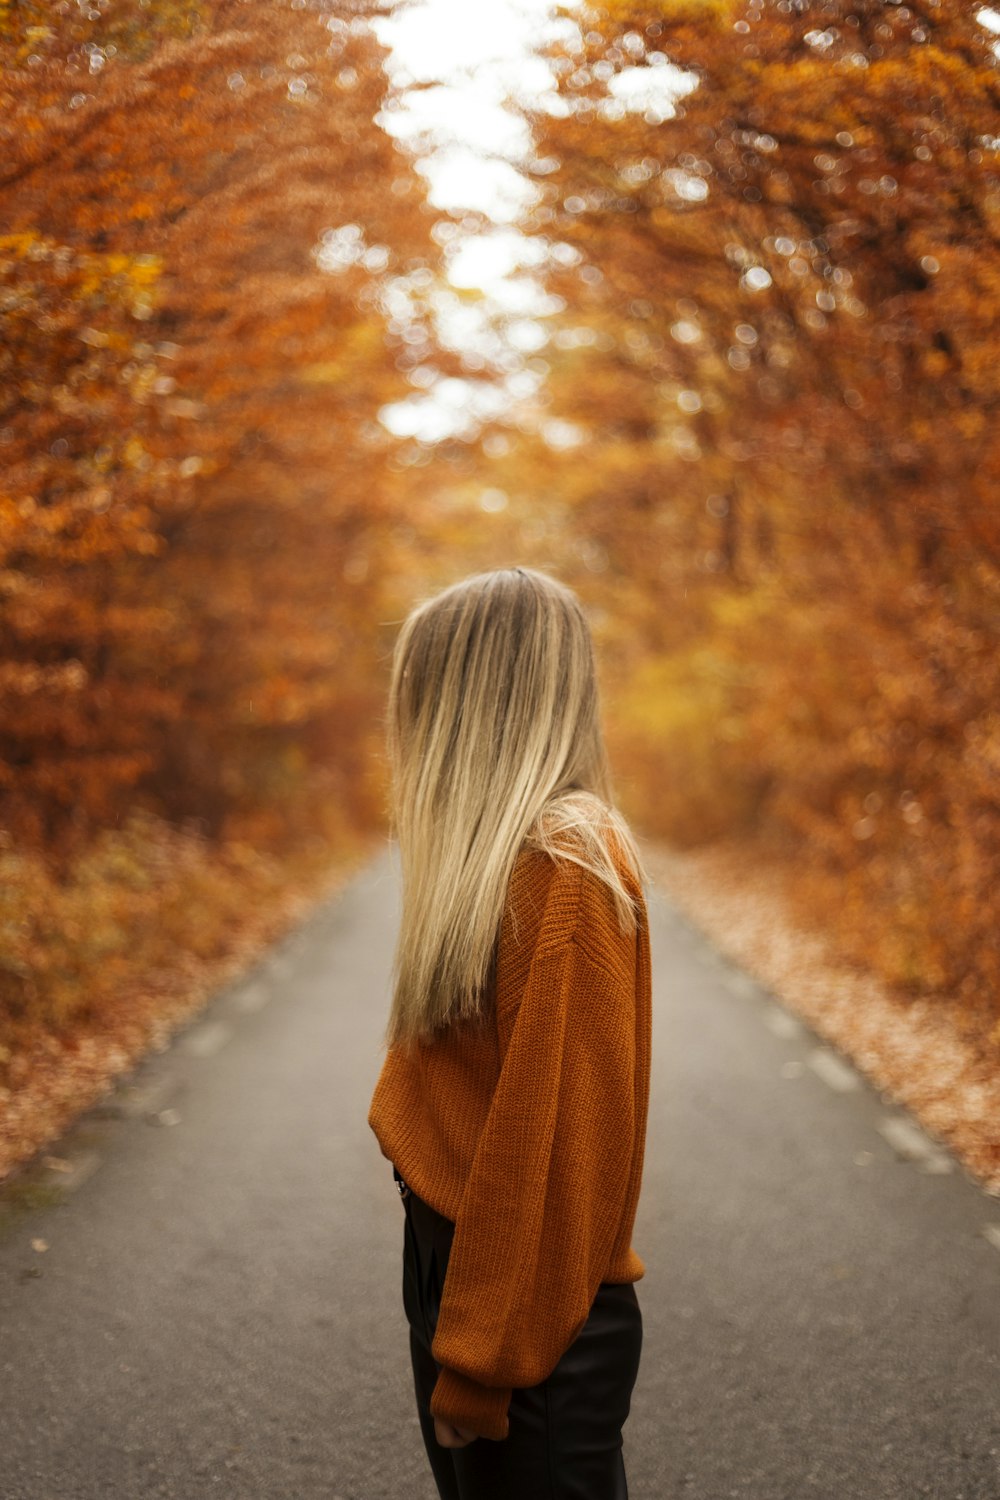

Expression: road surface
xmin=1 ymin=853 xmax=998 ymax=1498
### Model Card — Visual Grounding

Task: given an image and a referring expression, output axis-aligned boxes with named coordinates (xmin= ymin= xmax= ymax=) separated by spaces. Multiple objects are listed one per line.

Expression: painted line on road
xmin=586 ymin=931 xmax=987 ymax=1200
xmin=806 ymin=1047 xmax=862 ymax=1093
xmin=728 ymin=960 xmax=971 ymax=1190
xmin=230 ymin=978 xmax=271 ymax=1014
xmin=116 ymin=1076 xmax=179 ymax=1119
xmin=764 ymin=1004 xmax=805 ymax=1041
xmin=266 ymin=956 xmax=297 ymax=984
xmin=723 ymin=971 xmax=762 ymax=1001
xmin=876 ymin=1115 xmax=954 ymax=1174
xmin=181 ymin=1020 xmax=234 ymax=1058
xmin=41 ymin=1150 xmax=102 ymax=1193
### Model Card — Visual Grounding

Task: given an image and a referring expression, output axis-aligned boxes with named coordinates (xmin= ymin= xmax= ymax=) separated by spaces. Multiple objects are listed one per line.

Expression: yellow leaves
xmin=603 ymin=0 xmax=736 ymax=22
xmin=301 ymin=361 xmax=346 ymax=385
xmin=2 ymin=237 xmax=164 ymax=333
xmin=0 ymin=231 xmax=42 ymax=262
xmin=300 ymin=318 xmax=387 ymax=385
xmin=105 ymin=253 xmax=162 ymax=288
xmin=708 ymin=576 xmax=782 ymax=633
xmin=2 ymin=0 xmax=206 ymax=69
xmin=605 ymin=641 xmax=760 ymax=843
xmin=76 ymin=250 xmax=163 ymax=303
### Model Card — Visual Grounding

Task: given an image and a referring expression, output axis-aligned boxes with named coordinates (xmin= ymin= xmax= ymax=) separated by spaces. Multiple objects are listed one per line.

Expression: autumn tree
xmin=496 ymin=0 xmax=1000 ymax=1021
xmin=0 ymin=0 xmax=461 ymax=1058
xmin=1 ymin=0 xmax=439 ymax=852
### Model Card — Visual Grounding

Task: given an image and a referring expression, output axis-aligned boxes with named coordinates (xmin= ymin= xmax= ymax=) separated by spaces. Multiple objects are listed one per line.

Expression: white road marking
xmin=181 ymin=1020 xmax=233 ymax=1058
xmin=982 ymin=1225 xmax=1000 ymax=1253
xmin=917 ymin=1154 xmax=955 ymax=1176
xmin=877 ymin=1115 xmax=953 ymax=1173
xmin=231 ymin=979 xmax=271 ymax=1014
xmin=42 ymin=1150 xmax=101 ymax=1192
xmin=268 ymin=952 xmax=297 ymax=981
xmin=117 ymin=1076 xmax=178 ymax=1119
xmin=724 ymin=972 xmax=761 ymax=1000
xmin=764 ymin=1005 xmax=805 ymax=1041
xmin=807 ymin=1047 xmax=862 ymax=1092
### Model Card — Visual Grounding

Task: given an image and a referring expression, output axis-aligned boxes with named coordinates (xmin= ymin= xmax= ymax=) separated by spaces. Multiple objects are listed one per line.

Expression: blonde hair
xmin=385 ymin=567 xmax=643 ymax=1049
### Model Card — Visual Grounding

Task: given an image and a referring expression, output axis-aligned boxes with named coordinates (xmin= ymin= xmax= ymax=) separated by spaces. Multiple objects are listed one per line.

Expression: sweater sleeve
xmin=428 ymin=868 xmax=640 ymax=1442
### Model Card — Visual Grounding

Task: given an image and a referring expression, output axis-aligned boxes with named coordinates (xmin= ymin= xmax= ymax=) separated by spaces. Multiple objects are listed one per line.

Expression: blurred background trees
xmin=0 ymin=0 xmax=438 ymax=1054
xmin=1 ymin=0 xmax=998 ymax=1095
xmin=479 ymin=0 xmax=1000 ymax=1036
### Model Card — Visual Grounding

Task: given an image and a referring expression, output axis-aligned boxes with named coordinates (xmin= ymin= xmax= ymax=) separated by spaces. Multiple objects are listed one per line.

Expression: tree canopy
xmin=463 ymin=0 xmax=1000 ymax=1015
xmin=2 ymin=0 xmax=998 ymax=1073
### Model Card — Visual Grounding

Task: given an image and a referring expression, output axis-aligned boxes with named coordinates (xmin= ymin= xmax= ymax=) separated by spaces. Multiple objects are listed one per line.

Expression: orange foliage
xmin=0 ymin=0 xmax=436 ymax=849
xmin=475 ymin=0 xmax=1000 ymax=1031
xmin=3 ymin=0 xmax=999 ymax=1112
xmin=0 ymin=0 xmax=439 ymax=1060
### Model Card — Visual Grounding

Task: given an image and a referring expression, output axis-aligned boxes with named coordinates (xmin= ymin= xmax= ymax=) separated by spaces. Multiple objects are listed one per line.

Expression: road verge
xmin=647 ymin=839 xmax=1000 ymax=1196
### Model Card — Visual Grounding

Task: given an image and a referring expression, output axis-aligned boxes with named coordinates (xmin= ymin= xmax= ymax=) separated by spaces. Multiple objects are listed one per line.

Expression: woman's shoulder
xmin=508 ymin=800 xmax=644 ymax=956
xmin=507 ymin=843 xmax=578 ymax=928
xmin=526 ymin=794 xmax=644 ymax=893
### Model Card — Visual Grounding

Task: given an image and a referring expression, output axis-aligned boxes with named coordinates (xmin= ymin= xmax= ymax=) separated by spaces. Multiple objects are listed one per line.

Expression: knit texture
xmin=368 ymin=843 xmax=652 ymax=1442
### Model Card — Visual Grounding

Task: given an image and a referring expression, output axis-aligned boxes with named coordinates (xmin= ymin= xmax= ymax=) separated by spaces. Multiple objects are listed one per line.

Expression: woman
xmin=368 ymin=567 xmax=652 ymax=1499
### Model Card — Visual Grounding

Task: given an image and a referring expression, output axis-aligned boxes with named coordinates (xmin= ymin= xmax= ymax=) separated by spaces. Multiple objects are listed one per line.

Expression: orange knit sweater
xmin=367 ymin=843 xmax=652 ymax=1442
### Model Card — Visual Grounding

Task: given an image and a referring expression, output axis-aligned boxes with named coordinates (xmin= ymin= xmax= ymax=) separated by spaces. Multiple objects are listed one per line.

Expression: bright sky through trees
xmin=372 ymin=0 xmax=694 ymax=439
xmin=373 ymin=0 xmax=562 ymax=440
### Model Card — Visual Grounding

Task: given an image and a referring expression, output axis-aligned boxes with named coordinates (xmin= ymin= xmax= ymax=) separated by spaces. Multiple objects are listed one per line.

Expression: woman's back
xmin=368 ymin=567 xmax=651 ymax=1492
xmin=369 ymin=835 xmax=651 ymax=1440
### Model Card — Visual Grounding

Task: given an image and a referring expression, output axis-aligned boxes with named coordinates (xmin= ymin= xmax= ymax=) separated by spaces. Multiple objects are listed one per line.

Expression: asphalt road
xmin=1 ymin=852 xmax=998 ymax=1500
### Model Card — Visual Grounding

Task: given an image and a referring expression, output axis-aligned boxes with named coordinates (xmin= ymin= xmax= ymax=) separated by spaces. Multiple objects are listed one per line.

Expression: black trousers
xmin=398 ymin=1174 xmax=643 ymax=1500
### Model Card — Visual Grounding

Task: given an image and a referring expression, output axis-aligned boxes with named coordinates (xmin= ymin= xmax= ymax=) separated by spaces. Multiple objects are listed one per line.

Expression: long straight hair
xmin=385 ymin=567 xmax=643 ymax=1049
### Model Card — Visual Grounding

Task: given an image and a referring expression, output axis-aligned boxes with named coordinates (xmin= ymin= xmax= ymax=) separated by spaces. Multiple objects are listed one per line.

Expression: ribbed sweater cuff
xmin=430 ymin=1365 xmax=512 ymax=1442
